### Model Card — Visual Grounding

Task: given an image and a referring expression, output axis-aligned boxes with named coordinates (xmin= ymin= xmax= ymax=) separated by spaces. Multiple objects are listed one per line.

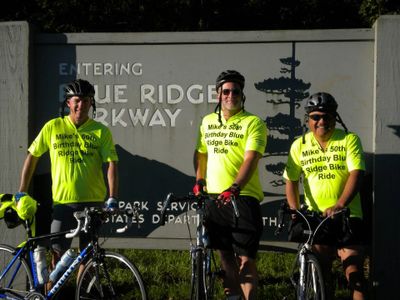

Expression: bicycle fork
xmin=202 ymin=249 xmax=210 ymax=299
xmin=298 ymin=251 xmax=320 ymax=300
xmin=298 ymin=252 xmax=307 ymax=300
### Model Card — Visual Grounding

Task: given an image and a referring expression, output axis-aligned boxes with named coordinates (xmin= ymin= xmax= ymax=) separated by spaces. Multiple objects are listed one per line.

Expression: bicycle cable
xmin=185 ymin=204 xmax=194 ymax=248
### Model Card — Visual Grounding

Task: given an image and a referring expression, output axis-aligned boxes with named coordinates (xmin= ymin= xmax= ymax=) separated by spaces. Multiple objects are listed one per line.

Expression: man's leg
xmin=219 ymin=250 xmax=243 ymax=298
xmin=313 ymin=244 xmax=336 ymax=300
xmin=237 ymin=255 xmax=258 ymax=300
xmin=230 ymin=196 xmax=262 ymax=300
xmin=338 ymin=246 xmax=367 ymax=300
xmin=49 ymin=205 xmax=74 ymax=269
xmin=75 ymin=202 xmax=103 ymax=280
xmin=48 ymin=214 xmax=68 ymax=292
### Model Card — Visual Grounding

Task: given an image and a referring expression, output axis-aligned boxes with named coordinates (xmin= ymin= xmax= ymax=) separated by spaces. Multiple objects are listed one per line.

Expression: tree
xmin=1 ymin=0 xmax=399 ymax=33
xmin=255 ymin=43 xmax=310 ymax=184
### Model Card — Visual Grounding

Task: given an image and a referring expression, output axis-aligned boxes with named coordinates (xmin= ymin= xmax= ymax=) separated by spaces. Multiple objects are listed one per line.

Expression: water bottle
xmin=105 ymin=197 xmax=118 ymax=210
xmin=49 ymin=249 xmax=77 ymax=283
xmin=33 ymin=246 xmax=49 ymax=285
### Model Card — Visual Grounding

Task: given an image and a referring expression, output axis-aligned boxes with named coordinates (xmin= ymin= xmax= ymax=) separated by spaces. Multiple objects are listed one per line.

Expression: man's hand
xmin=193 ymin=179 xmax=207 ymax=196
xmin=105 ymin=197 xmax=118 ymax=210
xmin=217 ymin=184 xmax=240 ymax=206
xmin=323 ymin=203 xmax=345 ymax=218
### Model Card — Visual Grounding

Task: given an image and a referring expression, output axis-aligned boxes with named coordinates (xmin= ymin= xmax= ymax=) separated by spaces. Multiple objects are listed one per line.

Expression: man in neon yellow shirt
xmin=193 ymin=70 xmax=267 ymax=300
xmin=18 ymin=79 xmax=118 ymax=270
xmin=283 ymin=92 xmax=367 ymax=300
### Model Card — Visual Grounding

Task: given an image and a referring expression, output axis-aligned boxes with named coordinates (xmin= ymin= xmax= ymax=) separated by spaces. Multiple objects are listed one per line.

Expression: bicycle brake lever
xmin=274 ymin=222 xmax=285 ymax=236
xmin=116 ymin=219 xmax=132 ymax=233
xmin=341 ymin=208 xmax=352 ymax=235
xmin=130 ymin=205 xmax=141 ymax=229
xmin=230 ymin=195 xmax=240 ymax=218
xmin=160 ymin=193 xmax=174 ymax=226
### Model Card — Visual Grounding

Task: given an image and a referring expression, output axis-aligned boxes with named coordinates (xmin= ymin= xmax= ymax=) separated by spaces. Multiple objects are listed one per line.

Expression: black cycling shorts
xmin=204 ymin=196 xmax=263 ymax=259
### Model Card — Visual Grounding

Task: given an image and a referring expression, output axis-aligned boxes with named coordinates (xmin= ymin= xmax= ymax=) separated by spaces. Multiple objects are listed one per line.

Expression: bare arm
xmin=324 ymin=169 xmax=364 ymax=216
xmin=285 ymin=180 xmax=300 ymax=209
xmin=19 ymin=153 xmax=39 ymax=192
xmin=193 ymin=151 xmax=208 ymax=181
xmin=107 ymin=161 xmax=119 ymax=198
xmin=233 ymin=150 xmax=262 ymax=189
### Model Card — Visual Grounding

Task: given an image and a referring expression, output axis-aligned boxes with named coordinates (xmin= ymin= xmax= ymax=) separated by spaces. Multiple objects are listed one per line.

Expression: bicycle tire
xmin=75 ymin=251 xmax=147 ymax=300
xmin=191 ymin=249 xmax=206 ymax=300
xmin=0 ymin=244 xmax=34 ymax=297
xmin=297 ymin=253 xmax=325 ymax=300
xmin=203 ymin=249 xmax=216 ymax=300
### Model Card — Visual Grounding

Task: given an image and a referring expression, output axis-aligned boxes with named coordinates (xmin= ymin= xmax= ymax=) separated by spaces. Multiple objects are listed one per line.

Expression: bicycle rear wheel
xmin=297 ymin=254 xmax=325 ymax=300
xmin=0 ymin=244 xmax=34 ymax=296
xmin=76 ymin=251 xmax=147 ymax=300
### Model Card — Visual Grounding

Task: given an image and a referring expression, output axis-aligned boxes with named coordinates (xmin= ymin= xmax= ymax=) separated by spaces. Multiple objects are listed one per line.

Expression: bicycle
xmin=275 ymin=202 xmax=350 ymax=300
xmin=160 ymin=192 xmax=240 ymax=300
xmin=0 ymin=203 xmax=147 ymax=300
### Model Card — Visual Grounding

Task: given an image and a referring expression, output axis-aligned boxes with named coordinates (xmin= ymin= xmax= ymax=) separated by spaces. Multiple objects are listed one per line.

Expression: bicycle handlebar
xmin=66 ymin=206 xmax=138 ymax=238
xmin=160 ymin=193 xmax=240 ymax=225
xmin=65 ymin=211 xmax=87 ymax=239
xmin=275 ymin=202 xmax=350 ymax=241
xmin=160 ymin=193 xmax=197 ymax=226
xmin=160 ymin=192 xmax=240 ymax=226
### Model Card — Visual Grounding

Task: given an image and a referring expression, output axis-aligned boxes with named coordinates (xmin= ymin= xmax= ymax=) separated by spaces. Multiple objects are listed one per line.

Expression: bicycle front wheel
xmin=76 ymin=251 xmax=147 ymax=300
xmin=191 ymin=249 xmax=205 ymax=300
xmin=298 ymin=254 xmax=325 ymax=300
xmin=0 ymin=244 xmax=34 ymax=296
xmin=203 ymin=249 xmax=217 ymax=300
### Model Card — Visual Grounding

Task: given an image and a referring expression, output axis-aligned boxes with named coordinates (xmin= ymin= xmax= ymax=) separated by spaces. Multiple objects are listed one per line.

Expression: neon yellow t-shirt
xmin=283 ymin=129 xmax=365 ymax=218
xmin=196 ymin=110 xmax=267 ymax=201
xmin=28 ymin=116 xmax=118 ymax=206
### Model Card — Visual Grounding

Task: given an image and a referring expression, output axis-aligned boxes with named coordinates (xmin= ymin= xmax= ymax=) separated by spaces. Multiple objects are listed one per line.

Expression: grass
xmin=122 ymin=249 xmax=354 ymax=300
xmin=57 ymin=248 xmax=366 ymax=299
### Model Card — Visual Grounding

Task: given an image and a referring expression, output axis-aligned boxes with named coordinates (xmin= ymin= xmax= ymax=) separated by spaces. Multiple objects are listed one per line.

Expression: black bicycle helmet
xmin=215 ymin=70 xmax=245 ymax=91
xmin=64 ymin=79 xmax=95 ymax=99
xmin=304 ymin=92 xmax=338 ymax=114
xmin=60 ymin=79 xmax=96 ymax=118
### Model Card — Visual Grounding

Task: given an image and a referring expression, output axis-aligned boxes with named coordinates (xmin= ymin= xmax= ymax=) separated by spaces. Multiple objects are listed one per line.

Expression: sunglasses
xmin=308 ymin=114 xmax=334 ymax=121
xmin=222 ymin=88 xmax=241 ymax=96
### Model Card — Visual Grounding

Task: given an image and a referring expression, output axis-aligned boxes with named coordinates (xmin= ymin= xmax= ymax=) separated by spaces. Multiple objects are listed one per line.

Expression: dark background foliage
xmin=1 ymin=0 xmax=399 ymax=33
